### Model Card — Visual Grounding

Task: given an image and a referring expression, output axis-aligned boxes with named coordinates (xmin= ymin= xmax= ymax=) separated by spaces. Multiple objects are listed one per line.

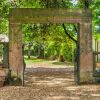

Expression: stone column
xmin=9 ymin=23 xmax=23 ymax=84
xmin=79 ymin=22 xmax=93 ymax=83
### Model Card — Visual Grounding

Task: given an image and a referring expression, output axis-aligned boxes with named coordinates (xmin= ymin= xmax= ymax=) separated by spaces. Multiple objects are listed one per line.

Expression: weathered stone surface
xmin=9 ymin=8 xmax=91 ymax=18
xmin=9 ymin=8 xmax=91 ymax=24
xmin=79 ymin=23 xmax=93 ymax=83
xmin=9 ymin=23 xmax=23 ymax=84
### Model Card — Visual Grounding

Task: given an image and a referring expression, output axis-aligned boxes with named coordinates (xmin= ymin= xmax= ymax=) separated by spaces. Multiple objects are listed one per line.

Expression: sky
xmin=72 ymin=0 xmax=78 ymax=4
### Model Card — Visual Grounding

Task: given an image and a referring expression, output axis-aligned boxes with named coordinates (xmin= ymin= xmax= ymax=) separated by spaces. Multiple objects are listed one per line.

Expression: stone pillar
xmin=9 ymin=23 xmax=23 ymax=84
xmin=79 ymin=22 xmax=93 ymax=83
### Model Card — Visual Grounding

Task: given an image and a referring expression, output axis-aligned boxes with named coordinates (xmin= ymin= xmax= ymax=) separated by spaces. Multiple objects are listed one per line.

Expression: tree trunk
xmin=50 ymin=55 xmax=55 ymax=60
xmin=27 ymin=45 xmax=31 ymax=59
xmin=58 ymin=55 xmax=64 ymax=62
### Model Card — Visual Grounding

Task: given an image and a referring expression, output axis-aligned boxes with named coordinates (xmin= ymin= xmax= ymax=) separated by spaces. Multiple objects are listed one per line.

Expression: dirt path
xmin=0 ymin=62 xmax=100 ymax=100
xmin=26 ymin=61 xmax=73 ymax=68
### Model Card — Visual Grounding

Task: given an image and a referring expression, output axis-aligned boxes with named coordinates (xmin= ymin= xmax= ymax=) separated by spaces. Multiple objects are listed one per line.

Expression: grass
xmin=24 ymin=56 xmax=74 ymax=67
xmin=52 ymin=61 xmax=74 ymax=66
xmin=24 ymin=56 xmax=48 ymax=64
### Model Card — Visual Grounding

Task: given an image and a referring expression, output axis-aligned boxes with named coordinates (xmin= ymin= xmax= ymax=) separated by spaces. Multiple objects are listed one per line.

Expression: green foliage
xmin=0 ymin=19 xmax=8 ymax=34
xmin=90 ymin=0 xmax=100 ymax=38
xmin=24 ymin=56 xmax=47 ymax=64
xmin=0 ymin=44 xmax=3 ymax=57
xmin=46 ymin=41 xmax=59 ymax=57
xmin=40 ymin=0 xmax=72 ymax=8
xmin=0 ymin=0 xmax=9 ymax=33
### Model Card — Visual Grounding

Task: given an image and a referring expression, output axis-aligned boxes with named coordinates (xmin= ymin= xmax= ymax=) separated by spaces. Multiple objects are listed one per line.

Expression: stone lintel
xmin=9 ymin=8 xmax=91 ymax=24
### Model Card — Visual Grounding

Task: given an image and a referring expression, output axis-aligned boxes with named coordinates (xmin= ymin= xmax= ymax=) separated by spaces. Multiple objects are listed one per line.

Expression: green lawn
xmin=24 ymin=56 xmax=74 ymax=66
xmin=24 ymin=56 xmax=48 ymax=64
xmin=52 ymin=61 xmax=74 ymax=66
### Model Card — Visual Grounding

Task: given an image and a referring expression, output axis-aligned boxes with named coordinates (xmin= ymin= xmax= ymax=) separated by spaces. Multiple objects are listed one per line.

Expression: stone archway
xmin=8 ymin=8 xmax=93 ymax=84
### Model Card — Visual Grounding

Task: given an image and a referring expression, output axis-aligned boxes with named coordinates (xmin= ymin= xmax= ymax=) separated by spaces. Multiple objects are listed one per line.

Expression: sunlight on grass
xmin=24 ymin=56 xmax=48 ymax=64
xmin=52 ymin=61 xmax=74 ymax=66
xmin=24 ymin=56 xmax=74 ymax=67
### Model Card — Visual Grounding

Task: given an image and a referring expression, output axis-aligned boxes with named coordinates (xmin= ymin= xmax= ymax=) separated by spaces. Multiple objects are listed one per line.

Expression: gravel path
xmin=0 ymin=62 xmax=100 ymax=100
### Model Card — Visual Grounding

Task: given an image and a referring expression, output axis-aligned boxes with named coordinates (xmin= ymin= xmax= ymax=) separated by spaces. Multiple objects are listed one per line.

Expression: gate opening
xmin=22 ymin=23 xmax=78 ymax=86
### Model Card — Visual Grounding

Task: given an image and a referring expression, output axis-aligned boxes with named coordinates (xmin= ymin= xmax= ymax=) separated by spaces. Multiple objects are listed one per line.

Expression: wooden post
xmin=9 ymin=23 xmax=23 ymax=85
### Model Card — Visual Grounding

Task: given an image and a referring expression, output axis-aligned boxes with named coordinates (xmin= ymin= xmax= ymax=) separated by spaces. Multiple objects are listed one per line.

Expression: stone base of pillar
xmin=9 ymin=70 xmax=22 ymax=85
xmin=80 ymin=71 xmax=93 ymax=84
